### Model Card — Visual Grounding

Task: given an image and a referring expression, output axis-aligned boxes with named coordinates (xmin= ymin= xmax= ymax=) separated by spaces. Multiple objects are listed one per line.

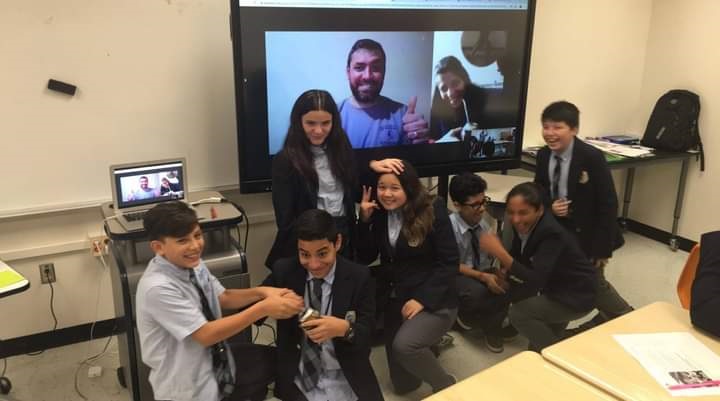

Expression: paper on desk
xmin=584 ymin=139 xmax=655 ymax=158
xmin=614 ymin=332 xmax=720 ymax=397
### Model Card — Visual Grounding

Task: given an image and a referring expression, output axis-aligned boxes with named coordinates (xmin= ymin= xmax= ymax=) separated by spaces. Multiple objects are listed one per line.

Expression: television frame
xmin=230 ymin=0 xmax=537 ymax=193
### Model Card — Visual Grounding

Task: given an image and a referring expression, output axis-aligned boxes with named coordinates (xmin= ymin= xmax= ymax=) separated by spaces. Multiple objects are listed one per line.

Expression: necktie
xmin=470 ymin=226 xmax=482 ymax=268
xmin=552 ymin=155 xmax=562 ymax=200
xmin=299 ymin=278 xmax=325 ymax=392
xmin=189 ymin=270 xmax=235 ymax=397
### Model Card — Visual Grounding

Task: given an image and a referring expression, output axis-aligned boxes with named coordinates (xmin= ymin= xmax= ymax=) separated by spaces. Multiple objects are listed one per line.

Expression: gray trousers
xmin=384 ymin=299 xmax=457 ymax=393
xmin=509 ymin=294 xmax=590 ymax=352
xmin=594 ymin=266 xmax=633 ymax=320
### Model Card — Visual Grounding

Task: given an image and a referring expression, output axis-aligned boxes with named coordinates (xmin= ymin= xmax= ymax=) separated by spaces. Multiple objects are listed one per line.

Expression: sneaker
xmin=437 ymin=333 xmax=455 ymax=347
xmin=500 ymin=324 xmax=519 ymax=342
xmin=454 ymin=316 xmax=473 ymax=331
xmin=485 ymin=335 xmax=504 ymax=353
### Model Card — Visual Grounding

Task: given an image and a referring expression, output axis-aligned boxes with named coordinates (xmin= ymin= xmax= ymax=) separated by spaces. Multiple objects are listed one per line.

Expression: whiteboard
xmin=0 ymin=0 xmax=239 ymax=217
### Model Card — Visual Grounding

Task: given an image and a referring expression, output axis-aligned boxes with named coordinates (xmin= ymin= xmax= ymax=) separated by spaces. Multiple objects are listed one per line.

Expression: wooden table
xmin=542 ymin=301 xmax=720 ymax=401
xmin=425 ymin=351 xmax=617 ymax=401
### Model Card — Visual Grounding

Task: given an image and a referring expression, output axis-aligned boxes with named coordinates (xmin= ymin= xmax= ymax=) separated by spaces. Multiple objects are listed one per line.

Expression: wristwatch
xmin=343 ymin=322 xmax=356 ymax=342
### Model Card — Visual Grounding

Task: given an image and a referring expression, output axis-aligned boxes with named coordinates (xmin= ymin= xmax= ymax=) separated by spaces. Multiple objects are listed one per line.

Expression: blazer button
xmin=576 ymin=228 xmax=582 ymax=233
xmin=296 ymin=344 xmax=301 ymax=350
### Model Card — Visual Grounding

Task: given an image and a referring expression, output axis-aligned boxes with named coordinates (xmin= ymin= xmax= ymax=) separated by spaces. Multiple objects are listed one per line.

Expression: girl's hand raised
xmin=359 ymin=185 xmax=379 ymax=222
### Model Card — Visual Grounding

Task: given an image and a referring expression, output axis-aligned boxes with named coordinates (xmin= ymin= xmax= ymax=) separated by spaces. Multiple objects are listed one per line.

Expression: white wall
xmin=0 ymin=0 xmax=239 ymax=216
xmin=523 ymin=0 xmax=652 ymax=145
xmin=4 ymin=0 xmax=718 ymax=339
xmin=625 ymin=0 xmax=720 ymax=239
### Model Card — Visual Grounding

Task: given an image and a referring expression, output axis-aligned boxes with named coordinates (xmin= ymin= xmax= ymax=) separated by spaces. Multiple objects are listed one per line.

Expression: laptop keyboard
xmin=124 ymin=211 xmax=148 ymax=222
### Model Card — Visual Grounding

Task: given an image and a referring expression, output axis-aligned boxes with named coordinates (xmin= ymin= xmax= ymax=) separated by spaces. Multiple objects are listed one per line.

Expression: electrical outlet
xmin=39 ymin=263 xmax=56 ymax=284
xmin=89 ymin=235 xmax=110 ymax=256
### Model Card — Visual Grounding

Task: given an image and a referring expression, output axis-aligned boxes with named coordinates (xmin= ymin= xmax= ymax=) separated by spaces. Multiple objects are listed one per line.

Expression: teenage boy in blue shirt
xmin=136 ymin=201 xmax=304 ymax=401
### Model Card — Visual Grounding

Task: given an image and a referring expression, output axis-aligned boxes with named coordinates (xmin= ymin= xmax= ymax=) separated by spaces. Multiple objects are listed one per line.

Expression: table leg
xmin=670 ymin=159 xmax=690 ymax=251
xmin=620 ymin=167 xmax=635 ymax=230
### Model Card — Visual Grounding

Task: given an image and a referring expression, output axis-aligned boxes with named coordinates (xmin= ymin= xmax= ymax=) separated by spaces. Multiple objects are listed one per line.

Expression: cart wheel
xmin=116 ymin=367 xmax=127 ymax=388
xmin=0 ymin=376 xmax=12 ymax=395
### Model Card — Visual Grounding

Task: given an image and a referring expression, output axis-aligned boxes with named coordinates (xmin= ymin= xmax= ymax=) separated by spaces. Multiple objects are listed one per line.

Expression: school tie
xmin=552 ymin=155 xmax=563 ymax=200
xmin=188 ymin=270 xmax=235 ymax=397
xmin=299 ymin=278 xmax=325 ymax=392
xmin=470 ymin=226 xmax=482 ymax=268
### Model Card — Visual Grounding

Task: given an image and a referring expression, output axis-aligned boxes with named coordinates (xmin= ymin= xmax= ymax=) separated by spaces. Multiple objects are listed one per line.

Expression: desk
xmin=0 ymin=261 xmax=29 ymax=299
xmin=425 ymin=351 xmax=617 ymax=401
xmin=482 ymin=173 xmax=532 ymax=204
xmin=522 ymin=150 xmax=695 ymax=250
xmin=1 ymin=261 xmax=28 ymax=399
xmin=542 ymin=302 xmax=720 ymax=401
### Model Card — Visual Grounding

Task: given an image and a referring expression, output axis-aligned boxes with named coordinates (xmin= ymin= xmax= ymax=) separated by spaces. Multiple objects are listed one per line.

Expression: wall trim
xmin=624 ymin=218 xmax=697 ymax=252
xmin=0 ymin=318 xmax=123 ymax=358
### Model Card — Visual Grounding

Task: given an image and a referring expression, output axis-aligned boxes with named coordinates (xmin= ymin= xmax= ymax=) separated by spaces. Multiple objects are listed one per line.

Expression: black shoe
xmin=500 ymin=324 xmax=519 ymax=342
xmin=437 ymin=333 xmax=455 ymax=347
xmin=454 ymin=316 xmax=473 ymax=331
xmin=485 ymin=335 xmax=504 ymax=353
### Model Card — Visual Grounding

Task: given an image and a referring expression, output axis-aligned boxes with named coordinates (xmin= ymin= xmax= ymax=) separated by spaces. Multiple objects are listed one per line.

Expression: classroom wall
xmin=624 ymin=0 xmax=720 ymax=239
xmin=2 ymin=0 xmax=715 ymax=340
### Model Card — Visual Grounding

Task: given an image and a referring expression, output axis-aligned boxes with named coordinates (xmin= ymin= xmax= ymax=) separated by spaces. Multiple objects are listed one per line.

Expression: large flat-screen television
xmin=230 ymin=0 xmax=536 ymax=192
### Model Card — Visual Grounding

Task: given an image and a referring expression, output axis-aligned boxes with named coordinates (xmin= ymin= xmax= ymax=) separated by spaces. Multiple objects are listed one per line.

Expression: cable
xmin=1 ymin=358 xmax=6 ymax=377
xmin=223 ymin=199 xmax=249 ymax=251
xmin=26 ymin=273 xmax=59 ymax=356
xmin=74 ymin=241 xmax=112 ymax=401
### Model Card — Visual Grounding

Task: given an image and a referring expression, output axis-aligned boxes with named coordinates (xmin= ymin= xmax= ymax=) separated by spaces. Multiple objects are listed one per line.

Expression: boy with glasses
xmin=448 ymin=172 xmax=516 ymax=353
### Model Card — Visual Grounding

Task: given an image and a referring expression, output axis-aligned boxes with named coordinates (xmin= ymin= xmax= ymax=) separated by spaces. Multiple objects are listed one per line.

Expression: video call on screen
xmin=232 ymin=1 xmax=532 ymax=186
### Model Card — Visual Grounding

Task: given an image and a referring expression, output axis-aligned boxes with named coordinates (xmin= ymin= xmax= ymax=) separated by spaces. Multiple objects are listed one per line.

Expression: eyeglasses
xmin=462 ymin=196 xmax=491 ymax=211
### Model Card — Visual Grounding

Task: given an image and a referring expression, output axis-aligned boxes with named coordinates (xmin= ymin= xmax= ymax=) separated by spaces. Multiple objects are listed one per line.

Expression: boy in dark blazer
xmin=534 ymin=101 xmax=632 ymax=325
xmin=263 ymin=209 xmax=383 ymax=401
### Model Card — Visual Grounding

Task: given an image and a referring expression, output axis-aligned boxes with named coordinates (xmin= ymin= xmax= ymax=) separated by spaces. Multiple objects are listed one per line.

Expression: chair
xmin=677 ymin=244 xmax=700 ymax=309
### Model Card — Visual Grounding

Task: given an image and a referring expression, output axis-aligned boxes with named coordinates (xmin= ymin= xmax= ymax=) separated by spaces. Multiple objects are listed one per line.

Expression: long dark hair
xmin=390 ymin=161 xmax=435 ymax=246
xmin=430 ymin=56 xmax=475 ymax=140
xmin=280 ymin=89 xmax=356 ymax=189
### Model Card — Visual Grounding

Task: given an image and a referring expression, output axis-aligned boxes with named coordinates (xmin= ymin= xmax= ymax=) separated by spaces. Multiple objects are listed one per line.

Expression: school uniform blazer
xmin=507 ymin=211 xmax=598 ymax=312
xmin=266 ymin=151 xmax=358 ymax=268
xmin=263 ymin=256 xmax=384 ymax=401
xmin=356 ymin=197 xmax=459 ymax=312
xmin=691 ymin=231 xmax=720 ymax=337
xmin=534 ymin=137 xmax=621 ymax=259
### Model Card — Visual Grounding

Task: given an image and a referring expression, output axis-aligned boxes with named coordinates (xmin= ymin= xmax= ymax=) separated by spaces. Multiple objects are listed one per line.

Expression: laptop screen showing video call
xmin=113 ymin=161 xmax=186 ymax=210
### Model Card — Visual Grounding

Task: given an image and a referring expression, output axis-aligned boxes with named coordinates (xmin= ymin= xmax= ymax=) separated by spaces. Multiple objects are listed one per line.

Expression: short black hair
xmin=541 ymin=101 xmax=580 ymax=129
xmin=449 ymin=172 xmax=488 ymax=204
xmin=143 ymin=201 xmax=199 ymax=241
xmin=346 ymin=38 xmax=386 ymax=68
xmin=295 ymin=209 xmax=338 ymax=243
xmin=506 ymin=182 xmax=544 ymax=210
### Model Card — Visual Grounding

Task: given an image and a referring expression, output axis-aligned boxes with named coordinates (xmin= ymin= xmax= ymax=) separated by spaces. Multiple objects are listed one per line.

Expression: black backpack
xmin=641 ymin=89 xmax=704 ymax=170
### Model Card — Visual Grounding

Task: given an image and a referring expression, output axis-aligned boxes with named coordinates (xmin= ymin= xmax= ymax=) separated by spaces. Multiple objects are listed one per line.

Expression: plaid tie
xmin=299 ymin=278 xmax=324 ymax=392
xmin=189 ymin=270 xmax=235 ymax=398
xmin=552 ymin=155 xmax=562 ymax=200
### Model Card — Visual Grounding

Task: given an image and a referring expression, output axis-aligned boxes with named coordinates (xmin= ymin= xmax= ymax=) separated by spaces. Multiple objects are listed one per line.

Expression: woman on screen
xmin=266 ymin=89 xmax=403 ymax=269
xmin=429 ymin=55 xmax=488 ymax=141
xmin=357 ymin=160 xmax=458 ymax=394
